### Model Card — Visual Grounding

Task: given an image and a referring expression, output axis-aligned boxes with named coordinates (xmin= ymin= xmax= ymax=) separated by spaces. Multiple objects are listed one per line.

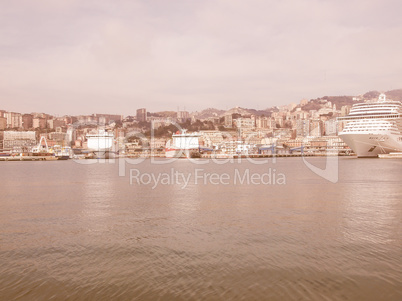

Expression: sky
xmin=1 ymin=0 xmax=402 ymax=116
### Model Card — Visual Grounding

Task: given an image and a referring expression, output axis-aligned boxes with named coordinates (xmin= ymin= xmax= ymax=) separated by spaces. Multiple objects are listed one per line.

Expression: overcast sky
xmin=1 ymin=0 xmax=401 ymax=115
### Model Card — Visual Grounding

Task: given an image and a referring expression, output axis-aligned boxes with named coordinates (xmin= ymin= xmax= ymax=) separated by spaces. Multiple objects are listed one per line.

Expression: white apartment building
xmin=5 ymin=112 xmax=22 ymax=129
xmin=3 ymin=131 xmax=36 ymax=150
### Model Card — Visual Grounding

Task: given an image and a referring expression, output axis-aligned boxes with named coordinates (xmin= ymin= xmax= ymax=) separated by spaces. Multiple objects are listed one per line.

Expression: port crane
xmin=32 ymin=136 xmax=49 ymax=154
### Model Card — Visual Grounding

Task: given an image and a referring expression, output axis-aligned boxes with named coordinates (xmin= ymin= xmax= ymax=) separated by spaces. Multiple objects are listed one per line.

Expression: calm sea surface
xmin=0 ymin=157 xmax=401 ymax=300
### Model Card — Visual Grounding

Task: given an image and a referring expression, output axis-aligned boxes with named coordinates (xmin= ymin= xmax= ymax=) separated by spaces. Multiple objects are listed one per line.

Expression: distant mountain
xmin=362 ymin=91 xmax=381 ymax=100
xmin=151 ymin=111 xmax=177 ymax=118
xmin=384 ymin=89 xmax=402 ymax=101
xmin=293 ymin=89 xmax=402 ymax=112
xmin=307 ymin=95 xmax=355 ymax=110
xmin=189 ymin=89 xmax=402 ymax=119
xmin=223 ymin=107 xmax=270 ymax=117
xmin=361 ymin=90 xmax=402 ymax=101
xmin=192 ymin=107 xmax=271 ymax=120
xmin=191 ymin=108 xmax=226 ymax=119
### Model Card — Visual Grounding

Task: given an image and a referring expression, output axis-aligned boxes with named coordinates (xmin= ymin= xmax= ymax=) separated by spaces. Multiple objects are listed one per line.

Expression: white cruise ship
xmin=165 ymin=130 xmax=200 ymax=158
xmin=338 ymin=93 xmax=402 ymax=157
xmin=86 ymin=129 xmax=115 ymax=158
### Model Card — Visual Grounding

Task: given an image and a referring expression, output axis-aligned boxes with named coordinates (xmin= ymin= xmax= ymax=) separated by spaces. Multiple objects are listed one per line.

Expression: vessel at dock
xmin=338 ymin=93 xmax=402 ymax=157
xmin=54 ymin=145 xmax=72 ymax=160
xmin=378 ymin=152 xmax=402 ymax=159
xmin=86 ymin=129 xmax=115 ymax=159
xmin=165 ymin=130 xmax=201 ymax=158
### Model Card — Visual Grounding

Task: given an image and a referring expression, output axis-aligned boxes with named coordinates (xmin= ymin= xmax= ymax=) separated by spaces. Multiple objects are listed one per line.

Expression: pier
xmin=0 ymin=156 xmax=58 ymax=161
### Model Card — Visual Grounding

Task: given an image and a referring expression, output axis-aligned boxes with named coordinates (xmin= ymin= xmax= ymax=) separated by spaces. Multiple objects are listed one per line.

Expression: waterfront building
xmin=150 ymin=138 xmax=168 ymax=150
xmin=199 ymin=131 xmax=224 ymax=148
xmin=2 ymin=131 xmax=36 ymax=151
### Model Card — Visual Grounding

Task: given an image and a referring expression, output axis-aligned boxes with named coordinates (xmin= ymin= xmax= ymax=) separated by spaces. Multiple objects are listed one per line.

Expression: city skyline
xmin=1 ymin=0 xmax=402 ymax=115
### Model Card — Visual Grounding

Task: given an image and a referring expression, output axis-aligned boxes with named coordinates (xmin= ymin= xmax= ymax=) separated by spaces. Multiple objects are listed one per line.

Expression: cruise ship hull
xmin=339 ymin=133 xmax=402 ymax=157
xmin=93 ymin=150 xmax=115 ymax=159
xmin=165 ymin=131 xmax=201 ymax=158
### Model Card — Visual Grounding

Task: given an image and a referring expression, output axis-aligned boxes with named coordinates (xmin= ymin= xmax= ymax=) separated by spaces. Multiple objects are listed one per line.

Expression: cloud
xmin=0 ymin=0 xmax=401 ymax=115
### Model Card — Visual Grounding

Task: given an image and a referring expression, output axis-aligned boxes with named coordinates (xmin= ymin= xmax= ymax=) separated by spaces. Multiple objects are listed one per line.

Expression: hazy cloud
xmin=1 ymin=0 xmax=402 ymax=115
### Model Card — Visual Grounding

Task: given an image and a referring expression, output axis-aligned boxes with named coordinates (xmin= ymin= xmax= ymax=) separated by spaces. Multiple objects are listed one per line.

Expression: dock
xmin=0 ymin=156 xmax=58 ymax=161
xmin=378 ymin=152 xmax=402 ymax=159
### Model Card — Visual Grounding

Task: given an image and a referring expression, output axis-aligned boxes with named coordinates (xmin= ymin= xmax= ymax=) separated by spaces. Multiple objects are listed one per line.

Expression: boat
xmin=378 ymin=152 xmax=402 ymax=159
xmin=165 ymin=130 xmax=201 ymax=158
xmin=53 ymin=145 xmax=72 ymax=160
xmin=86 ymin=129 xmax=115 ymax=158
xmin=338 ymin=93 xmax=402 ymax=157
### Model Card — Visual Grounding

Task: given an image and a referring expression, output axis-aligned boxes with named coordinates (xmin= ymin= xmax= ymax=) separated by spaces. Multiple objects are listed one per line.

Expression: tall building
xmin=22 ymin=114 xmax=33 ymax=130
xmin=234 ymin=118 xmax=255 ymax=129
xmin=324 ymin=119 xmax=338 ymax=136
xmin=47 ymin=119 xmax=54 ymax=129
xmin=224 ymin=114 xmax=233 ymax=128
xmin=0 ymin=117 xmax=7 ymax=130
xmin=296 ymin=119 xmax=310 ymax=137
xmin=256 ymin=117 xmax=269 ymax=129
xmin=309 ymin=120 xmax=323 ymax=137
xmin=5 ymin=112 xmax=22 ymax=129
xmin=33 ymin=117 xmax=47 ymax=129
xmin=341 ymin=105 xmax=351 ymax=117
xmin=136 ymin=108 xmax=147 ymax=122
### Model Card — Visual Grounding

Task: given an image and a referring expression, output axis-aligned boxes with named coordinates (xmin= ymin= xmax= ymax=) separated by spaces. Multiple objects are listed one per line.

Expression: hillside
xmin=384 ymin=89 xmax=402 ymax=101
xmin=296 ymin=89 xmax=402 ymax=112
xmin=191 ymin=108 xmax=225 ymax=119
xmin=151 ymin=111 xmax=177 ymax=118
xmin=154 ymin=89 xmax=402 ymax=119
